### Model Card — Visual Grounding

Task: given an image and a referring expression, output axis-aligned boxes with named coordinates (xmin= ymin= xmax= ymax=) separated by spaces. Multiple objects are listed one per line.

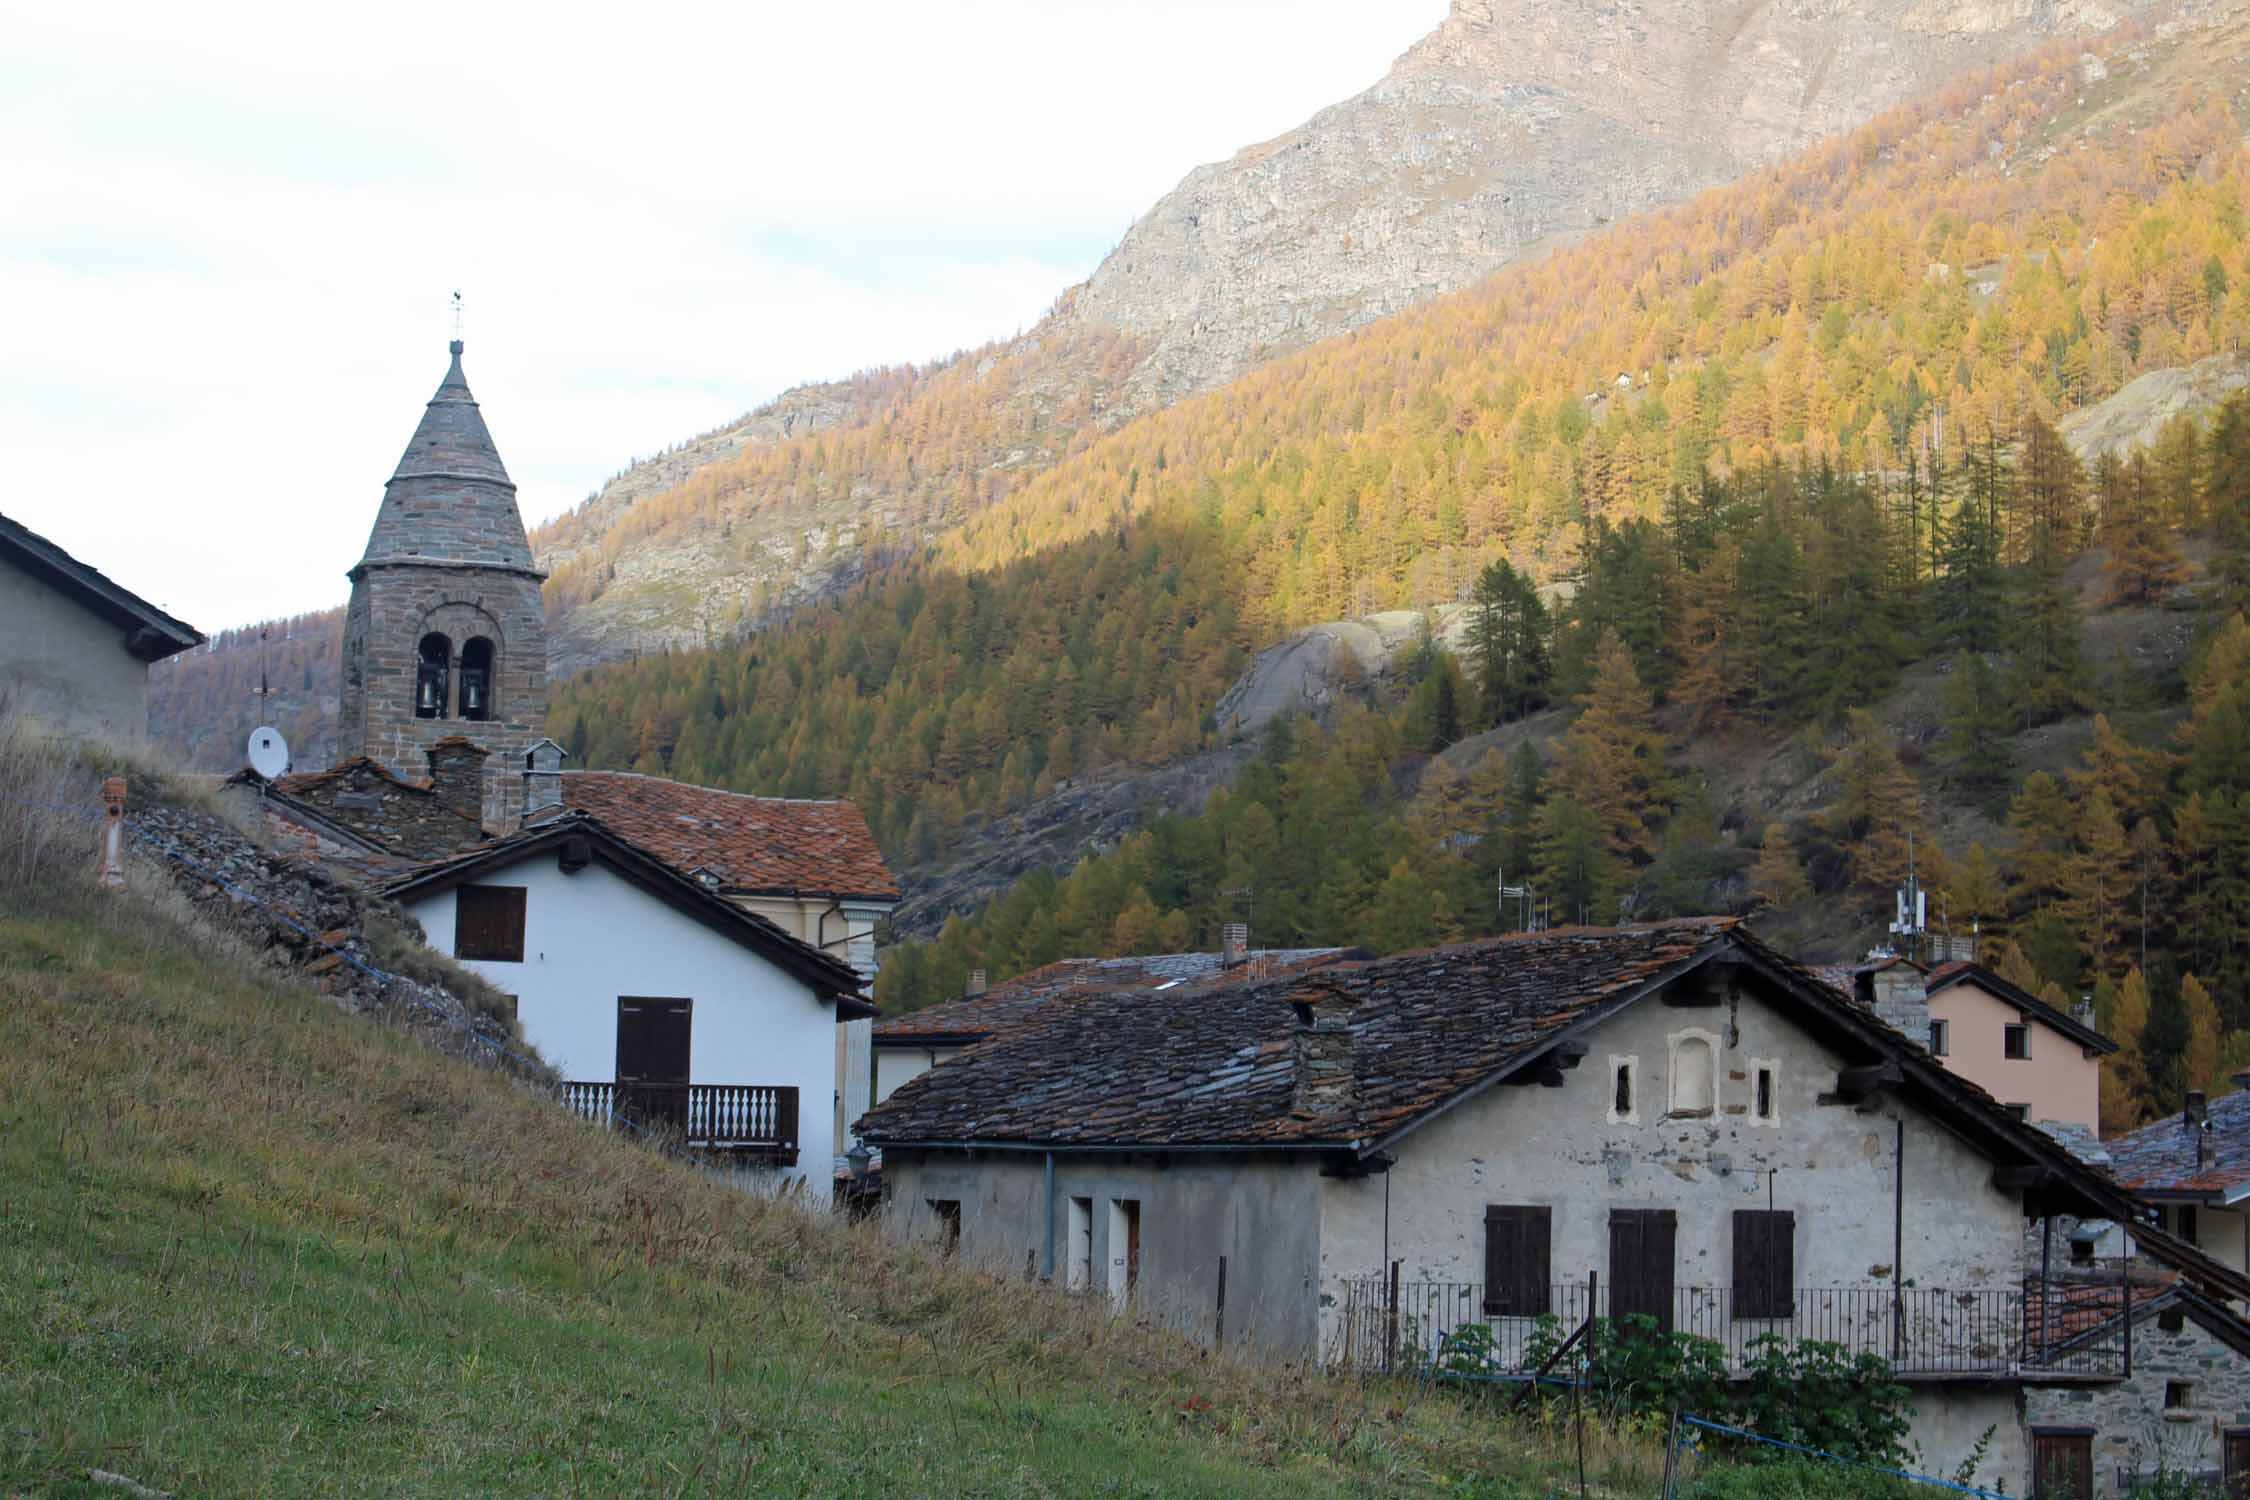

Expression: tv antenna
xmin=451 ymin=290 xmax=464 ymax=341
xmin=1888 ymin=834 xmax=1927 ymax=961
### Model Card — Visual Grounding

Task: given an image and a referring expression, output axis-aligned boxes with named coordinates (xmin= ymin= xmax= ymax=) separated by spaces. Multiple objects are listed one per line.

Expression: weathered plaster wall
xmin=881 ymin=1150 xmax=1325 ymax=1355
xmin=2026 ymin=1308 xmax=2250 ymax=1496
xmin=731 ymin=893 xmax=883 ymax=1162
xmin=0 ymin=551 xmax=152 ymax=750
xmin=1932 ymin=979 xmax=2101 ymax=1131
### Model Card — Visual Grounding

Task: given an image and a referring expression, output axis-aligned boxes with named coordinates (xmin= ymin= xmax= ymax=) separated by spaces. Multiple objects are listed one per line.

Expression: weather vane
xmin=451 ymin=289 xmax=464 ymax=341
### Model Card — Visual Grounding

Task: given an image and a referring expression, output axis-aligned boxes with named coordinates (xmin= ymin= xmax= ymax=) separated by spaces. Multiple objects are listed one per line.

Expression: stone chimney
xmin=2189 ymin=1091 xmax=2212 ymax=1171
xmin=1221 ymin=922 xmax=1250 ymax=968
xmin=1870 ymin=962 xmax=1930 ymax=1046
xmin=1290 ymin=985 xmax=1356 ymax=1119
xmin=965 ymin=968 xmax=988 ymax=998
xmin=426 ymin=737 xmax=490 ymax=827
xmin=2074 ymin=995 xmax=2097 ymax=1029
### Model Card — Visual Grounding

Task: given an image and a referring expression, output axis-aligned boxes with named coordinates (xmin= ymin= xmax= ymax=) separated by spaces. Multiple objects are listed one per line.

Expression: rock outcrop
xmin=1061 ymin=0 xmax=2146 ymax=400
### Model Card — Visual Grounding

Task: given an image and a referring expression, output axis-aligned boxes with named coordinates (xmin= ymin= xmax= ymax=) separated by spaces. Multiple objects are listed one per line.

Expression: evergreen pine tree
xmin=2007 ymin=522 xmax=2091 ymax=726
xmin=1548 ymin=630 xmax=1673 ymax=870
xmin=1940 ymin=652 xmax=2014 ymax=804
xmin=1823 ymin=709 xmax=1923 ymax=905
xmin=2208 ymin=393 xmax=2250 ymax=613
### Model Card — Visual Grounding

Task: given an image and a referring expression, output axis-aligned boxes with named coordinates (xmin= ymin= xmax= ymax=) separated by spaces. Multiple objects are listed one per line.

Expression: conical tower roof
xmin=353 ymin=341 xmax=541 ymax=577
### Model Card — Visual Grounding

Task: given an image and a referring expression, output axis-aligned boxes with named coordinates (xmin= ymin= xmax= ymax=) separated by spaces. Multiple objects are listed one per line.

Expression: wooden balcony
xmin=562 ymin=1081 xmax=800 ymax=1164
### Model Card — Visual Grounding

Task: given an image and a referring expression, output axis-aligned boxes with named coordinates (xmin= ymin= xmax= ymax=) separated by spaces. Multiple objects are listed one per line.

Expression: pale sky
xmin=2 ymin=0 xmax=1445 ymax=633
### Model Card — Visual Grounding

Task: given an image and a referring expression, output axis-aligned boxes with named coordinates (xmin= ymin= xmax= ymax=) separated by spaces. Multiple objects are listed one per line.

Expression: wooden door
xmin=1609 ymin=1210 xmax=1677 ymax=1335
xmin=2030 ymin=1430 xmax=2093 ymax=1500
xmin=616 ymin=997 xmax=691 ymax=1134
xmin=2225 ymin=1429 xmax=2250 ymax=1496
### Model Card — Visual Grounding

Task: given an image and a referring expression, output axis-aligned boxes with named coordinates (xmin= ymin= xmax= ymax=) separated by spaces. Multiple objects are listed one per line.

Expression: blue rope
xmin=1679 ymin=1414 xmax=2011 ymax=1498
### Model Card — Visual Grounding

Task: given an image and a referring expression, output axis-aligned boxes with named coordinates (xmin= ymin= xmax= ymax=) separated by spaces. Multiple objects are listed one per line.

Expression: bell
xmin=464 ymin=675 xmax=485 ymax=716
xmin=418 ymin=674 xmax=438 ymax=712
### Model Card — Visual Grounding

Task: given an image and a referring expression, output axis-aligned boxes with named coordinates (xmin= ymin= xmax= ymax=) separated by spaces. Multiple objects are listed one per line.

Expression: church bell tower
xmin=340 ymin=340 xmax=547 ymax=831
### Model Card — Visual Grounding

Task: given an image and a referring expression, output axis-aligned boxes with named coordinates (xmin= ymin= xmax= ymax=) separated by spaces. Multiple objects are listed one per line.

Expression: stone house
xmin=870 ymin=937 xmax=1360 ymax=1109
xmin=0 ymin=510 xmax=202 ymax=749
xmin=2024 ymin=1282 xmax=2250 ymax=1496
xmin=860 ymin=918 xmax=2250 ymax=1488
xmin=384 ymin=811 xmax=873 ymax=1200
xmin=1839 ymin=957 xmax=2115 ymax=1133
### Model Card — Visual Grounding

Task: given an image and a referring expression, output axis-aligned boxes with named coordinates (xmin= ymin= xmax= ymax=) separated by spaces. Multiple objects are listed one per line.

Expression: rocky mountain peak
xmin=1060 ymin=0 xmax=2151 ymax=402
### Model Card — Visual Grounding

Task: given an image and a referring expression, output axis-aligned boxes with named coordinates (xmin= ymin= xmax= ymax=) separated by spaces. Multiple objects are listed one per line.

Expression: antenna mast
xmin=451 ymin=290 xmax=464 ymax=342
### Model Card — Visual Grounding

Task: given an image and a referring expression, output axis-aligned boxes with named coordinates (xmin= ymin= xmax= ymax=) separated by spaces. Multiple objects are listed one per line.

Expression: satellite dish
xmin=247 ymin=726 xmax=290 ymax=780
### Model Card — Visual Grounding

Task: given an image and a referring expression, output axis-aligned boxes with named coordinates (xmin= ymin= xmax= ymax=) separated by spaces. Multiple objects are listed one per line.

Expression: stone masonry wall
xmin=2026 ymin=1305 xmax=2250 ymax=1495
xmin=270 ymin=758 xmax=486 ymax=861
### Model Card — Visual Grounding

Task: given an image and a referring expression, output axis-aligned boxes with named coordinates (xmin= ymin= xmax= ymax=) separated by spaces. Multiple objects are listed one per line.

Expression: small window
xmin=1929 ymin=1019 xmax=1950 ymax=1057
xmin=1754 ymin=1064 xmax=1777 ymax=1122
xmin=929 ymin=1199 xmax=961 ymax=1254
xmin=2069 ymin=1238 xmax=2095 ymax=1267
xmin=2005 ymin=1103 xmax=2031 ymax=1120
xmin=495 ymin=993 xmax=519 ymax=1023
xmin=2167 ymin=1380 xmax=2194 ymax=1412
xmin=2174 ymin=1204 xmax=2200 ymax=1244
xmin=1614 ymin=1062 xmax=1634 ymax=1116
xmin=454 ymin=884 xmax=526 ymax=962
xmin=2004 ymin=1023 xmax=2031 ymax=1060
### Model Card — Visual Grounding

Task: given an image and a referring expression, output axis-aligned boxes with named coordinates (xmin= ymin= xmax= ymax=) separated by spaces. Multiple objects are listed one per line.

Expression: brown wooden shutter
xmin=455 ymin=884 xmax=526 ymax=962
xmin=1610 ymin=1209 xmax=1677 ymax=1334
xmin=1732 ymin=1210 xmax=1795 ymax=1320
xmin=1483 ymin=1206 xmax=1551 ymax=1316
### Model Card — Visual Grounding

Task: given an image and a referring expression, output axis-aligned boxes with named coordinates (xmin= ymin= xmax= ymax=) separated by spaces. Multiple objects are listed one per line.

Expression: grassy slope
xmin=0 ymin=860 xmax=1705 ymax=1497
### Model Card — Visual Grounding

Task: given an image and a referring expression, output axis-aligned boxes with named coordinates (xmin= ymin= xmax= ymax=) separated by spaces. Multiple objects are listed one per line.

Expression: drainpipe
xmin=1892 ymin=1116 xmax=1906 ymax=1362
xmin=1043 ymin=1151 xmax=1056 ymax=1281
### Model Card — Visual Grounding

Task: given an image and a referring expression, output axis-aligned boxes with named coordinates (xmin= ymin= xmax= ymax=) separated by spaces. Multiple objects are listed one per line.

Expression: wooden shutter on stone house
xmin=1483 ymin=1205 xmax=1551 ymax=1317
xmin=1732 ymin=1210 xmax=1796 ymax=1319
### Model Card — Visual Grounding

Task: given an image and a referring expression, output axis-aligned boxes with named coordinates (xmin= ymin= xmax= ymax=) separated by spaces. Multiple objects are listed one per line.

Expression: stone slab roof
xmin=354 ymin=342 xmax=540 ymax=576
xmin=873 ymin=947 xmax=1360 ymax=1042
xmin=0 ymin=510 xmax=203 ymax=660
xmin=861 ymin=920 xmax=1739 ymax=1149
xmin=547 ymin=771 xmax=898 ymax=902
xmin=2106 ymin=1089 xmax=2250 ymax=1198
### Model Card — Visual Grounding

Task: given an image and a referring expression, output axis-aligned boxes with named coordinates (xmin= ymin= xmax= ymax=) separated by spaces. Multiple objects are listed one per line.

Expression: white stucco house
xmin=385 ymin=812 xmax=873 ymax=1199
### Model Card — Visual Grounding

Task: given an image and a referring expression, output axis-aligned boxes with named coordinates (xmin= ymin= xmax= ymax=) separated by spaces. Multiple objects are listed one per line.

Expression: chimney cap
xmin=965 ymin=968 xmax=988 ymax=998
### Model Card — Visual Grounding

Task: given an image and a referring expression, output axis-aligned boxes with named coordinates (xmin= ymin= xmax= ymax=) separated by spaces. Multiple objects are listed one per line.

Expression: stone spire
xmin=352 ymin=341 xmax=540 ymax=577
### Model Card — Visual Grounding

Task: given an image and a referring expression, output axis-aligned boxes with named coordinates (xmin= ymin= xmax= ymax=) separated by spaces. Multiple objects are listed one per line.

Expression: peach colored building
xmin=1925 ymin=963 xmax=2114 ymax=1132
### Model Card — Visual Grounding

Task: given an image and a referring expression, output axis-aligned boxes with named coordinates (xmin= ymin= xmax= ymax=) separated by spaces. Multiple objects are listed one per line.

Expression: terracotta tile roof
xmin=551 ymin=771 xmax=898 ymax=901
xmin=2107 ymin=1090 xmax=2250 ymax=1197
xmin=860 ymin=920 xmax=1735 ymax=1149
xmin=874 ymin=948 xmax=1361 ymax=1042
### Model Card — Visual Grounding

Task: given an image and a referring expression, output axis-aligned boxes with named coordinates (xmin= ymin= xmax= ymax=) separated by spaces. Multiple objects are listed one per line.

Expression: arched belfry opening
xmin=416 ymin=633 xmax=452 ymax=719
xmin=460 ymin=637 xmax=496 ymax=722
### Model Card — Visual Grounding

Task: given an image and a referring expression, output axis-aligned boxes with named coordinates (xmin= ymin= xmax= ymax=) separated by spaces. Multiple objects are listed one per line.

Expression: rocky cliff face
xmin=1062 ymin=0 xmax=2141 ymax=400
